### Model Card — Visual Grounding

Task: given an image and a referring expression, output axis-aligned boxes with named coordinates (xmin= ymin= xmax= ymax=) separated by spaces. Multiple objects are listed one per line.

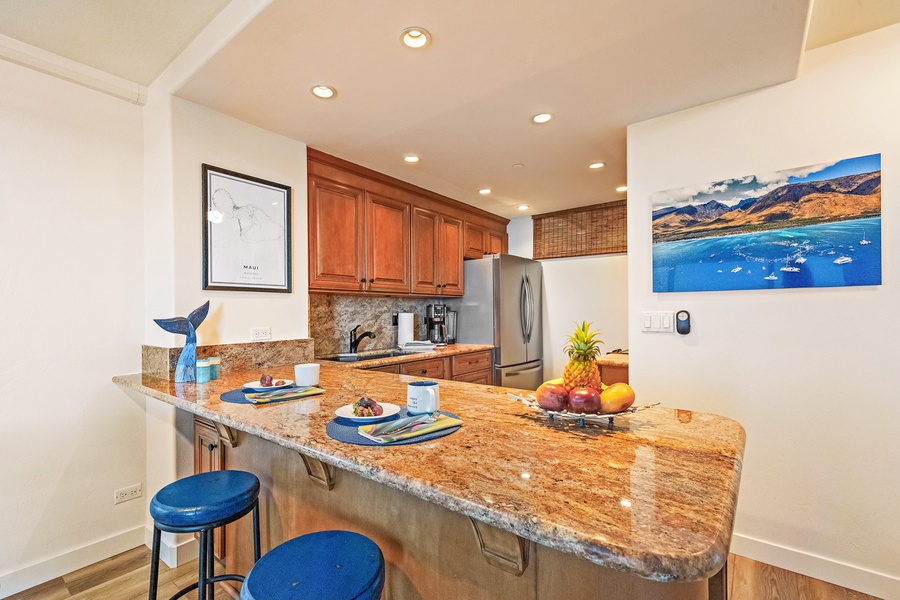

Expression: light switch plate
xmin=641 ymin=311 xmax=675 ymax=333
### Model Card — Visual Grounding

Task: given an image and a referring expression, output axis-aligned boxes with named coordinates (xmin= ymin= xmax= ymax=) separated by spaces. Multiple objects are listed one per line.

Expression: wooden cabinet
xmin=369 ymin=350 xmax=493 ymax=385
xmin=439 ymin=215 xmax=464 ymax=296
xmin=487 ymin=230 xmax=506 ymax=255
xmin=308 ymin=149 xmax=507 ymax=296
xmin=366 ymin=192 xmax=411 ymax=293
xmin=464 ymin=222 xmax=486 ymax=259
xmin=194 ymin=417 xmax=225 ymax=560
xmin=451 ymin=350 xmax=493 ymax=385
xmin=400 ymin=357 xmax=447 ymax=379
xmin=308 ymin=175 xmax=366 ymax=291
xmin=366 ymin=364 xmax=400 ymax=374
xmin=309 ymin=176 xmax=411 ymax=293
xmin=411 ymin=208 xmax=464 ymax=296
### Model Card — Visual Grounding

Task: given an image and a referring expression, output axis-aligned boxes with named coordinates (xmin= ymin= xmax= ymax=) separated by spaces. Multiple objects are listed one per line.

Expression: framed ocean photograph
xmin=651 ymin=154 xmax=881 ymax=293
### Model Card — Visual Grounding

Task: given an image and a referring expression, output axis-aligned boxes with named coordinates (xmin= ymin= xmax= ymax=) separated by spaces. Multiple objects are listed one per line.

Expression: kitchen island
xmin=115 ymin=361 xmax=744 ymax=600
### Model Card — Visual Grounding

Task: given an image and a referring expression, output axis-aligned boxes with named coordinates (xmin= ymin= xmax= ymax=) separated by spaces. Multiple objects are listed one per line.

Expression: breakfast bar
xmin=115 ymin=360 xmax=745 ymax=600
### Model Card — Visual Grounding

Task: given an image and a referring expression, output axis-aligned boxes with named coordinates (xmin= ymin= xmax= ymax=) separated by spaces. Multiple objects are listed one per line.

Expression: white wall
xmin=507 ymin=217 xmax=629 ymax=379
xmin=0 ymin=61 xmax=146 ymax=596
xmin=170 ymin=96 xmax=309 ymax=344
xmin=627 ymin=26 xmax=900 ymax=599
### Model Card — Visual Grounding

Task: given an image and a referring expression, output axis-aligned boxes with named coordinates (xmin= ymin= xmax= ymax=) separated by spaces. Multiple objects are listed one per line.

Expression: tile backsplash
xmin=309 ymin=293 xmax=461 ymax=356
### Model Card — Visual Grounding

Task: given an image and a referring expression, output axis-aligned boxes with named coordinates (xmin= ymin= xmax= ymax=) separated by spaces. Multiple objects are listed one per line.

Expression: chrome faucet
xmin=349 ymin=325 xmax=376 ymax=353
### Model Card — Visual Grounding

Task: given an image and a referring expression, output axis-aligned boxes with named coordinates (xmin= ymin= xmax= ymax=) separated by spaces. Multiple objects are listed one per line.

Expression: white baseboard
xmin=0 ymin=527 xmax=145 ymax=599
xmin=732 ymin=533 xmax=900 ymax=600
xmin=143 ymin=524 xmax=199 ymax=568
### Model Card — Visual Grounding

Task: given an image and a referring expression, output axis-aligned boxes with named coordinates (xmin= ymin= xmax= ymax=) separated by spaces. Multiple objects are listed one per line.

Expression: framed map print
xmin=202 ymin=164 xmax=292 ymax=292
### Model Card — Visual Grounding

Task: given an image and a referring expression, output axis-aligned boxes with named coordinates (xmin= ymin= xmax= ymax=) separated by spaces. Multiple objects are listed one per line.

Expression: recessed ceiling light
xmin=512 ymin=163 xmax=525 ymax=169
xmin=479 ymin=188 xmax=491 ymax=195
xmin=400 ymin=27 xmax=432 ymax=49
xmin=532 ymin=113 xmax=552 ymax=124
xmin=517 ymin=205 xmax=529 ymax=211
xmin=589 ymin=162 xmax=606 ymax=169
xmin=311 ymin=85 xmax=336 ymax=99
xmin=616 ymin=185 xmax=628 ymax=192
xmin=404 ymin=155 xmax=420 ymax=163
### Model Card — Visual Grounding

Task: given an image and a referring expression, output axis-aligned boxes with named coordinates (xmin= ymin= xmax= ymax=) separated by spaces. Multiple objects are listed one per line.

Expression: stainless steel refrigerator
xmin=458 ymin=254 xmax=543 ymax=390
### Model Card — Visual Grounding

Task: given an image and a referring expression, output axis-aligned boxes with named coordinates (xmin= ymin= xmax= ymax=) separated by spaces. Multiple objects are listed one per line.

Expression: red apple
xmin=567 ymin=387 xmax=601 ymax=414
xmin=536 ymin=382 xmax=568 ymax=411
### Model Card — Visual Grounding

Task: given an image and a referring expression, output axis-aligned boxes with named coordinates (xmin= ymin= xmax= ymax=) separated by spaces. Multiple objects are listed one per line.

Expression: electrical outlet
xmin=114 ymin=484 xmax=142 ymax=505
xmin=251 ymin=326 xmax=271 ymax=341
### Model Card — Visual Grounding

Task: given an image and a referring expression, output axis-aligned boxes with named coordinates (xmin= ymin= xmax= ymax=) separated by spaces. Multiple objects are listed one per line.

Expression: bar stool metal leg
xmin=149 ymin=527 xmax=162 ymax=600
xmin=252 ymin=502 xmax=261 ymax=562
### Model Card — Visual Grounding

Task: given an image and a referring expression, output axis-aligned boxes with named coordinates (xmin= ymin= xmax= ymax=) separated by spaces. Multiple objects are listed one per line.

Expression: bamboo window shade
xmin=532 ymin=200 xmax=627 ymax=259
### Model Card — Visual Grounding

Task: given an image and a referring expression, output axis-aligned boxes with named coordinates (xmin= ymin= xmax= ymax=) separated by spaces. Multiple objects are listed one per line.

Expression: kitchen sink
xmin=319 ymin=350 xmax=418 ymax=363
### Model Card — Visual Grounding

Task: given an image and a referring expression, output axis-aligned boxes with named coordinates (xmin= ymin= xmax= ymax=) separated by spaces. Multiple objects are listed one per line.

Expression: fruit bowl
xmin=509 ymin=393 xmax=658 ymax=427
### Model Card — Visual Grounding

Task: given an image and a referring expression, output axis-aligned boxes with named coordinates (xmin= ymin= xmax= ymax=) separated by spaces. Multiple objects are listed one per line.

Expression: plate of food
xmin=243 ymin=375 xmax=293 ymax=392
xmin=335 ymin=397 xmax=401 ymax=422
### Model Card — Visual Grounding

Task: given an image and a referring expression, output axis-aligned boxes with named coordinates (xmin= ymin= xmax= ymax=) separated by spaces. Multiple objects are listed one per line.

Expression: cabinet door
xmin=308 ymin=175 xmax=366 ymax=291
xmin=464 ymin=222 xmax=486 ymax=259
xmin=488 ymin=230 xmax=505 ymax=255
xmin=451 ymin=350 xmax=493 ymax=377
xmin=439 ymin=215 xmax=464 ymax=296
xmin=194 ymin=417 xmax=225 ymax=559
xmin=366 ymin=192 xmax=411 ymax=293
xmin=411 ymin=207 xmax=441 ymax=294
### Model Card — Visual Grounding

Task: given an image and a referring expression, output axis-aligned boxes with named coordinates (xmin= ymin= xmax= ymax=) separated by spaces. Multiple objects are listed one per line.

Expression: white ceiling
xmin=1 ymin=0 xmax=899 ymax=219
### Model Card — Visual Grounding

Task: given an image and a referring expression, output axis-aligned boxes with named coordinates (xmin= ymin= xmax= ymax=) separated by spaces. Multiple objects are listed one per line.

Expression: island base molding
xmin=218 ymin=432 xmax=711 ymax=600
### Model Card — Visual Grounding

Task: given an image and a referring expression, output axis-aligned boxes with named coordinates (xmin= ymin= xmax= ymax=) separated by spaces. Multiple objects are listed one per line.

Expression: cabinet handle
xmin=360 ymin=278 xmax=366 ymax=283
xmin=369 ymin=278 xmax=374 ymax=283
xmin=207 ymin=443 xmax=217 ymax=452
xmin=421 ymin=369 xmax=427 ymax=374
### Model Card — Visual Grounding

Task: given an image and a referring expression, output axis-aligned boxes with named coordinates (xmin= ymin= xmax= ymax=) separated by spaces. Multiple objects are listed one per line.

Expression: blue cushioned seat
xmin=149 ymin=470 xmax=261 ymax=600
xmin=151 ymin=470 xmax=260 ymax=529
xmin=240 ymin=530 xmax=385 ymax=600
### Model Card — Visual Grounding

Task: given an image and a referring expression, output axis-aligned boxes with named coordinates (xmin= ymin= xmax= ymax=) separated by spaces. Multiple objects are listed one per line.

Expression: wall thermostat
xmin=676 ymin=310 xmax=691 ymax=335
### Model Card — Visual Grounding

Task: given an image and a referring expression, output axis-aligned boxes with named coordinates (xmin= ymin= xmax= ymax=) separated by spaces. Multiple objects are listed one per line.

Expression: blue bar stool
xmin=149 ymin=470 xmax=262 ymax=600
xmin=240 ymin=530 xmax=385 ymax=600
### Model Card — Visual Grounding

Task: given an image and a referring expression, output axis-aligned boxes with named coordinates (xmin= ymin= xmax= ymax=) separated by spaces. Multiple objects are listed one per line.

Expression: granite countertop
xmin=113 ymin=364 xmax=744 ymax=583
xmin=597 ymin=353 xmax=629 ymax=367
xmin=317 ymin=343 xmax=494 ymax=369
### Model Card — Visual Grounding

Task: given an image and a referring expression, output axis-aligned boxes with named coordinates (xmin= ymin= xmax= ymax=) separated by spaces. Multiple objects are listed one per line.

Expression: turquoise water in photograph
xmin=652 ymin=217 xmax=881 ymax=292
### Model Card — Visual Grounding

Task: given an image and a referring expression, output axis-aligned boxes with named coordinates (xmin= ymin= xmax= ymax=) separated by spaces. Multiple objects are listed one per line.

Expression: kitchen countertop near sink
xmin=113 ymin=359 xmax=744 ymax=583
xmin=318 ymin=343 xmax=494 ymax=368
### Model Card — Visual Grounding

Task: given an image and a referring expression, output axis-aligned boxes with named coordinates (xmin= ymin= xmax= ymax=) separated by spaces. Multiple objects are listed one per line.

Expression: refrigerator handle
xmin=519 ymin=275 xmax=528 ymax=343
xmin=524 ymin=274 xmax=534 ymax=342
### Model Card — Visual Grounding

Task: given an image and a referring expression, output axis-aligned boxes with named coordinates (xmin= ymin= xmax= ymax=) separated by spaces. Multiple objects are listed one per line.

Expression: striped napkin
xmin=243 ymin=386 xmax=325 ymax=404
xmin=358 ymin=413 xmax=462 ymax=444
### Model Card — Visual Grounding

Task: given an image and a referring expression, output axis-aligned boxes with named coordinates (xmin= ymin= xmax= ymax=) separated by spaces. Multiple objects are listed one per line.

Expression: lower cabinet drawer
xmin=452 ymin=350 xmax=492 ymax=377
xmin=453 ymin=369 xmax=493 ymax=385
xmin=366 ymin=364 xmax=400 ymax=374
xmin=400 ymin=358 xmax=446 ymax=379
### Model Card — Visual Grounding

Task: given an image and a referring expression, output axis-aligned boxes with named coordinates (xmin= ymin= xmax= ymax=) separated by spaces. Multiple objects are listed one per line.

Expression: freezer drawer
xmin=496 ymin=360 xmax=543 ymax=392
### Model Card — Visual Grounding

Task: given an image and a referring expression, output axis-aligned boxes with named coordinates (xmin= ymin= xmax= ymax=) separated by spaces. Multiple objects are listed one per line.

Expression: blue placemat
xmin=221 ymin=385 xmax=324 ymax=405
xmin=327 ymin=408 xmax=461 ymax=446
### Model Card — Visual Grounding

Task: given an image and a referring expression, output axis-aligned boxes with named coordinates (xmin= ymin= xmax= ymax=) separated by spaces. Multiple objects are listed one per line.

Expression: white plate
xmin=242 ymin=379 xmax=294 ymax=392
xmin=335 ymin=402 xmax=401 ymax=421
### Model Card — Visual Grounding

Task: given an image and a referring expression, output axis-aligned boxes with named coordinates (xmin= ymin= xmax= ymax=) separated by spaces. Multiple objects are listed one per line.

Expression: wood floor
xmin=7 ymin=547 xmax=883 ymax=600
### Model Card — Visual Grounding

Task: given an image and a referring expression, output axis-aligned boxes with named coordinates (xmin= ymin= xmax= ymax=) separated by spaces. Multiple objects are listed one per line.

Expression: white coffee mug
xmin=294 ymin=363 xmax=320 ymax=386
xmin=407 ymin=381 xmax=440 ymax=415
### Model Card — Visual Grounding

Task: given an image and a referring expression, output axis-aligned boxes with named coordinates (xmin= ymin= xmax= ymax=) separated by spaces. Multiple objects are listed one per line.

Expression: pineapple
xmin=562 ymin=321 xmax=603 ymax=391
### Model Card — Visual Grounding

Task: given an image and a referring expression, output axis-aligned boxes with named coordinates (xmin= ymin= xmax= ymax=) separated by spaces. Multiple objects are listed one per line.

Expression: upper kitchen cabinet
xmin=365 ymin=192 xmax=411 ymax=293
xmin=409 ymin=207 xmax=463 ymax=296
xmin=308 ymin=149 xmax=508 ymax=296
xmin=308 ymin=175 xmax=366 ymax=291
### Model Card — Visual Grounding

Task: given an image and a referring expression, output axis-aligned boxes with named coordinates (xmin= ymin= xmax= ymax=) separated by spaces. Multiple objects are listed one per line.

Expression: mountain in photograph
xmin=652 ymin=171 xmax=881 ymax=242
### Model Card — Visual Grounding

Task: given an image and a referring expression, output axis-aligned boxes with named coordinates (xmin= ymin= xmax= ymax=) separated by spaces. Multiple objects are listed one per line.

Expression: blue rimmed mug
xmin=407 ymin=381 xmax=440 ymax=415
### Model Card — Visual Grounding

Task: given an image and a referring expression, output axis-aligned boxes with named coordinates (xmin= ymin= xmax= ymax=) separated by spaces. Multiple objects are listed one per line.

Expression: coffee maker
xmin=426 ymin=304 xmax=447 ymax=345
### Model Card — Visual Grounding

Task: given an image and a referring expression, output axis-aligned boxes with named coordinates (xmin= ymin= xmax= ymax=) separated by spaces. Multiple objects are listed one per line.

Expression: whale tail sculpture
xmin=154 ymin=302 xmax=210 ymax=383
